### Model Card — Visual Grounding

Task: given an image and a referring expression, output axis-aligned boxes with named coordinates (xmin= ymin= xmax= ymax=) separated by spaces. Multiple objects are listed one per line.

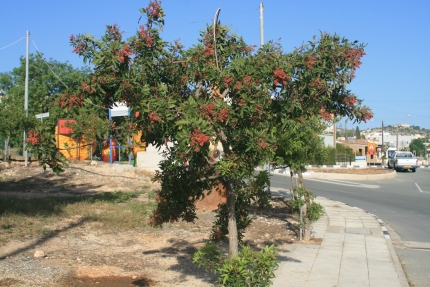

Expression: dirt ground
xmin=309 ymin=167 xmax=392 ymax=175
xmin=0 ymin=161 xmax=305 ymax=287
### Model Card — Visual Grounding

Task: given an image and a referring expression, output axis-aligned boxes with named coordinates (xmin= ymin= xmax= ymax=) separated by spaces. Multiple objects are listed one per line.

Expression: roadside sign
xmin=35 ymin=112 xmax=49 ymax=119
xmin=368 ymin=142 xmax=376 ymax=155
xmin=355 ymin=156 xmax=366 ymax=161
xmin=108 ymin=102 xmax=130 ymax=118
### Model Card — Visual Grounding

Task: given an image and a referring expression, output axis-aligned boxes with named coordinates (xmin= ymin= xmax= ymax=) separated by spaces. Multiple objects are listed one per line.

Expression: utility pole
xmin=382 ymin=121 xmax=384 ymax=166
xmin=333 ymin=119 xmax=336 ymax=148
xmin=259 ymin=3 xmax=264 ymax=47
xmin=396 ymin=125 xmax=399 ymax=151
xmin=345 ymin=121 xmax=347 ymax=140
xmin=24 ymin=31 xmax=30 ymax=167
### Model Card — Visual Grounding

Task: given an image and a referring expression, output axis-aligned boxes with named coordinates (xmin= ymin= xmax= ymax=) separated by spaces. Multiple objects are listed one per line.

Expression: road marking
xmin=415 ymin=183 xmax=430 ymax=193
xmin=306 ymin=178 xmax=380 ymax=189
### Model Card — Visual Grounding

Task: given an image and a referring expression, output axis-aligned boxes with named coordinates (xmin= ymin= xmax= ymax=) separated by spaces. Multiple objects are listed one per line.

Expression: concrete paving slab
xmin=273 ymin=197 xmax=408 ymax=287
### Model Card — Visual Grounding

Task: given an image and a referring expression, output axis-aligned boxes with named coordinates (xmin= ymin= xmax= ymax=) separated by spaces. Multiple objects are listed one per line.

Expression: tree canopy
xmin=25 ymin=0 xmax=373 ymax=257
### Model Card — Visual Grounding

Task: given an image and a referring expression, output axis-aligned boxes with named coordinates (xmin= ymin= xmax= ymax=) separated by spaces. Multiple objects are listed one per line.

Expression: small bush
xmin=193 ymin=242 xmax=279 ymax=287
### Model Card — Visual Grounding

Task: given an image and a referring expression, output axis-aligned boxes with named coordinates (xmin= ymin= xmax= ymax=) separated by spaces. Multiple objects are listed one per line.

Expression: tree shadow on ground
xmin=0 ymin=170 xmax=104 ymax=197
xmin=0 ymin=216 xmax=89 ymax=260
xmin=140 ymin=235 xmax=301 ymax=285
xmin=0 ymin=191 xmax=140 ymax=217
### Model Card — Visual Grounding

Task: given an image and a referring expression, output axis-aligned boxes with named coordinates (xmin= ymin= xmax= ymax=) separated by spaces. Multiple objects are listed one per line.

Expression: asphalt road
xmin=270 ymin=168 xmax=430 ymax=286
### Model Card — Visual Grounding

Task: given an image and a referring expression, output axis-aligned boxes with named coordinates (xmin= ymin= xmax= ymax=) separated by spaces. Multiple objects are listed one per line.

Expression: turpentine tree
xmin=31 ymin=1 xmax=373 ymax=258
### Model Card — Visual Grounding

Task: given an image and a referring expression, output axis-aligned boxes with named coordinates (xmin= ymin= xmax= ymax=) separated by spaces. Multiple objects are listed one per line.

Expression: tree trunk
xmin=297 ymin=169 xmax=306 ymax=189
xmin=4 ymin=136 xmax=10 ymax=163
xmin=218 ymin=131 xmax=239 ymax=257
xmin=303 ymin=217 xmax=311 ymax=241
xmin=223 ymin=177 xmax=239 ymax=257
xmin=290 ymin=169 xmax=296 ymax=193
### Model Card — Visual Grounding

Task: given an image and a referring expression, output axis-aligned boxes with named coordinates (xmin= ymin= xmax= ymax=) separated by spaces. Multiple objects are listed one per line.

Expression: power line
xmin=31 ymin=40 xmax=69 ymax=89
xmin=0 ymin=37 xmax=25 ymax=50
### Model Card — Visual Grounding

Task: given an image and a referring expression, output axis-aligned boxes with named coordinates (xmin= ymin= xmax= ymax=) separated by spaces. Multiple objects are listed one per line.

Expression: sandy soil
xmin=0 ymin=161 xmax=305 ymax=287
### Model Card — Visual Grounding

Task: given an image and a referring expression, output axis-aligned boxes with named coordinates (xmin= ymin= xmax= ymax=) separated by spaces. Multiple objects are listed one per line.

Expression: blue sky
xmin=1 ymin=1 xmax=429 ymax=130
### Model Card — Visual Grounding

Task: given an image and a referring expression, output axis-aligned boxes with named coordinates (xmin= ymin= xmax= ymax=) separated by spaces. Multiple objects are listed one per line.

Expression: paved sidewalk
xmin=273 ymin=197 xmax=409 ymax=287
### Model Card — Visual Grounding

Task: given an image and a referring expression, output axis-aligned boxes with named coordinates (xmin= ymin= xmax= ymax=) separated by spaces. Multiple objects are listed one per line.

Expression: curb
xmin=371 ymin=215 xmax=409 ymax=287
xmin=269 ymin=169 xmax=397 ymax=181
xmin=303 ymin=170 xmax=397 ymax=180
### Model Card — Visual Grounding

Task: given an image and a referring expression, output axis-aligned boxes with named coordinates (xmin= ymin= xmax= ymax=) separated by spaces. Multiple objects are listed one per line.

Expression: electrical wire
xmin=0 ymin=37 xmax=25 ymax=50
xmin=31 ymin=40 xmax=69 ymax=89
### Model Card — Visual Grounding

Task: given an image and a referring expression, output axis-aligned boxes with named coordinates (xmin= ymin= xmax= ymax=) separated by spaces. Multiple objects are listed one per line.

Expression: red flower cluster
xmin=356 ymin=107 xmax=373 ymax=122
xmin=190 ymin=129 xmax=210 ymax=152
xmin=343 ymin=95 xmax=357 ymax=106
xmin=146 ymin=1 xmax=161 ymax=19
xmin=309 ymin=78 xmax=324 ymax=90
xmin=243 ymin=75 xmax=252 ymax=84
xmin=149 ymin=111 xmax=162 ymax=124
xmin=238 ymin=98 xmax=246 ymax=107
xmin=58 ymin=93 xmax=84 ymax=109
xmin=341 ymin=48 xmax=366 ymax=69
xmin=181 ymin=75 xmax=189 ymax=85
xmin=304 ymin=54 xmax=318 ymax=69
xmin=223 ymin=76 xmax=234 ymax=88
xmin=26 ymin=130 xmax=40 ymax=146
xmin=218 ymin=108 xmax=229 ymax=123
xmin=70 ymin=35 xmax=85 ymax=55
xmin=318 ymin=107 xmax=333 ymax=121
xmin=204 ymin=44 xmax=214 ymax=56
xmin=234 ymin=81 xmax=242 ymax=90
xmin=81 ymin=82 xmax=94 ymax=94
xmin=117 ymin=44 xmax=133 ymax=63
xmin=138 ymin=26 xmax=154 ymax=47
xmin=273 ymin=68 xmax=290 ymax=86
xmin=257 ymin=139 xmax=267 ymax=149
xmin=200 ymin=103 xmax=217 ymax=121
xmin=106 ymin=23 xmax=122 ymax=41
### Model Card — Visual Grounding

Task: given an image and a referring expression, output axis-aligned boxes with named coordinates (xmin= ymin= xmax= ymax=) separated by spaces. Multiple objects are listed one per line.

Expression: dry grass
xmin=0 ymin=190 xmax=157 ymax=244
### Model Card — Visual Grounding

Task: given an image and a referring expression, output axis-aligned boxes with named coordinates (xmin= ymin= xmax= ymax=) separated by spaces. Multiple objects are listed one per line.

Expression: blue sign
xmin=355 ymin=156 xmax=366 ymax=161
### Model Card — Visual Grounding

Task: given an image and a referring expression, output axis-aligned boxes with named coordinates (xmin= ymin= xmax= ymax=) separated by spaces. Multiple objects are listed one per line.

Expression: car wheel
xmin=412 ymin=168 xmax=416 ymax=173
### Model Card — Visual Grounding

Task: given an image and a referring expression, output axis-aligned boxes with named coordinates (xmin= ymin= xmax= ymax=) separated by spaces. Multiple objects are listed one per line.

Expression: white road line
xmin=306 ymin=178 xmax=380 ymax=189
xmin=415 ymin=183 xmax=430 ymax=193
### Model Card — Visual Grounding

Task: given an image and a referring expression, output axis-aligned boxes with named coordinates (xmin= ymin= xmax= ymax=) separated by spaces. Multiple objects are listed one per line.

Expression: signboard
xmin=355 ymin=156 xmax=366 ymax=161
xmin=108 ymin=102 xmax=130 ymax=118
xmin=35 ymin=112 xmax=49 ymax=119
xmin=367 ymin=142 xmax=376 ymax=155
xmin=58 ymin=119 xmax=76 ymax=135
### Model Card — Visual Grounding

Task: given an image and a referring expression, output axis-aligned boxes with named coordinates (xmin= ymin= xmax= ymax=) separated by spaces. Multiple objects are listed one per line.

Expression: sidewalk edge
xmin=385 ymin=237 xmax=410 ymax=287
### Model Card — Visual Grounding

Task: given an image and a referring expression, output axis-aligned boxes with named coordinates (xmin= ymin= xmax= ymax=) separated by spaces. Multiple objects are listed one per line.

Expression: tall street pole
xmin=382 ymin=121 xmax=384 ymax=166
xmin=396 ymin=126 xmax=399 ymax=151
xmin=333 ymin=119 xmax=336 ymax=148
xmin=259 ymin=3 xmax=264 ymax=47
xmin=24 ymin=31 xmax=30 ymax=167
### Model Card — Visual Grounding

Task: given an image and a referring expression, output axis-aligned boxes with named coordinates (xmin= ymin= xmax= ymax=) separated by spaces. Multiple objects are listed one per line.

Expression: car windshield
xmin=397 ymin=153 xmax=412 ymax=158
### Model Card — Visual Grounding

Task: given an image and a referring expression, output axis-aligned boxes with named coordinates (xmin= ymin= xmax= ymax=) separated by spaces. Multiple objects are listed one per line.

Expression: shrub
xmin=193 ymin=242 xmax=279 ymax=287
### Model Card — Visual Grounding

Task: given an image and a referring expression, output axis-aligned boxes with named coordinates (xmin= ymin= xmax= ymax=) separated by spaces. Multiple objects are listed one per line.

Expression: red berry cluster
xmin=190 ymin=129 xmax=210 ymax=152
xmin=26 ymin=130 xmax=40 ymax=146
xmin=273 ymin=68 xmax=290 ymax=86
xmin=146 ymin=1 xmax=161 ymax=19
xmin=149 ymin=111 xmax=162 ymax=124
xmin=117 ymin=44 xmax=133 ymax=63
xmin=138 ymin=26 xmax=154 ymax=47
